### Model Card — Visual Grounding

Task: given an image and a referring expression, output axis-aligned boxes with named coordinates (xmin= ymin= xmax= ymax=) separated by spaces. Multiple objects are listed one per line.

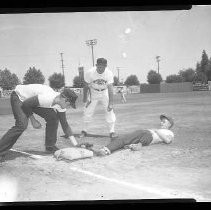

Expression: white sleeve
xmin=51 ymin=104 xmax=67 ymax=112
xmin=157 ymin=130 xmax=174 ymax=144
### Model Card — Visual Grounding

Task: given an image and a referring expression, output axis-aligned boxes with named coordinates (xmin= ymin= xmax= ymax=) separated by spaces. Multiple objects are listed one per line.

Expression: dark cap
xmin=96 ymin=58 xmax=107 ymax=66
xmin=61 ymin=88 xmax=78 ymax=109
xmin=160 ymin=114 xmax=174 ymax=128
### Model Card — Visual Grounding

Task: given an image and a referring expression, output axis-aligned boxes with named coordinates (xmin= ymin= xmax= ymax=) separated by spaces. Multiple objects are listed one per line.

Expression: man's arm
xmin=57 ymin=111 xmax=72 ymax=136
xmin=107 ymin=84 xmax=114 ymax=111
xmin=21 ymin=95 xmax=39 ymax=117
xmin=154 ymin=129 xmax=174 ymax=144
xmin=29 ymin=115 xmax=42 ymax=129
xmin=57 ymin=111 xmax=78 ymax=146
xmin=21 ymin=95 xmax=42 ymax=129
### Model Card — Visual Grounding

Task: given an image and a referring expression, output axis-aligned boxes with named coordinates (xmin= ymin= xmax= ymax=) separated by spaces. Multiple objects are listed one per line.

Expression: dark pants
xmin=0 ymin=91 xmax=59 ymax=156
xmin=106 ymin=129 xmax=153 ymax=153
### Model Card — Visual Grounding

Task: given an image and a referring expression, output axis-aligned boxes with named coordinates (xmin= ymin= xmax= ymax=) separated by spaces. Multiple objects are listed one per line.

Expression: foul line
xmin=10 ymin=149 xmax=43 ymax=159
xmin=68 ymin=166 xmax=205 ymax=201
xmin=8 ymin=149 xmax=206 ymax=201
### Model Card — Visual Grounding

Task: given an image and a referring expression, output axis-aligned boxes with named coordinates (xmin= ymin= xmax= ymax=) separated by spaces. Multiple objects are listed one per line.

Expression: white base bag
xmin=54 ymin=147 xmax=94 ymax=161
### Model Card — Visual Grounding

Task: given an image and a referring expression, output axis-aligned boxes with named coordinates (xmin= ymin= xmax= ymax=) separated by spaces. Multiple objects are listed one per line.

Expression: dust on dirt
xmin=1 ymin=92 xmax=211 ymax=202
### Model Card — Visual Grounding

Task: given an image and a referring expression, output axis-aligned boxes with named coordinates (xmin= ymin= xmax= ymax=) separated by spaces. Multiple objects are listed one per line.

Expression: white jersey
xmin=15 ymin=84 xmax=66 ymax=112
xmin=148 ymin=129 xmax=174 ymax=144
xmin=84 ymin=67 xmax=114 ymax=91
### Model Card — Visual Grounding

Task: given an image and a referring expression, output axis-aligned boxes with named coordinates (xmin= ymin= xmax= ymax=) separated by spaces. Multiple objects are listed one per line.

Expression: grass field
xmin=0 ymin=91 xmax=211 ymax=202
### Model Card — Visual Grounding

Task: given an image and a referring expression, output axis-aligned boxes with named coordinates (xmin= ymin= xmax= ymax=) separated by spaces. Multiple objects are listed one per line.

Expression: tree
xmin=73 ymin=75 xmax=85 ymax=88
xmin=113 ymin=76 xmax=119 ymax=86
xmin=194 ymin=61 xmax=207 ymax=83
xmin=124 ymin=75 xmax=140 ymax=86
xmin=48 ymin=73 xmax=65 ymax=90
xmin=207 ymin=57 xmax=211 ymax=81
xmin=195 ymin=62 xmax=201 ymax=74
xmin=147 ymin=70 xmax=162 ymax=84
xmin=23 ymin=67 xmax=45 ymax=84
xmin=165 ymin=74 xmax=183 ymax=83
xmin=178 ymin=68 xmax=195 ymax=82
xmin=194 ymin=50 xmax=211 ymax=83
xmin=193 ymin=72 xmax=207 ymax=84
xmin=200 ymin=50 xmax=209 ymax=74
xmin=0 ymin=68 xmax=20 ymax=90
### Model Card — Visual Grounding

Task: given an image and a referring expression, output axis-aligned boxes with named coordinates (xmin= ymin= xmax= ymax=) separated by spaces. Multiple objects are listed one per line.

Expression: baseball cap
xmin=160 ymin=114 xmax=174 ymax=128
xmin=96 ymin=58 xmax=107 ymax=66
xmin=61 ymin=88 xmax=78 ymax=109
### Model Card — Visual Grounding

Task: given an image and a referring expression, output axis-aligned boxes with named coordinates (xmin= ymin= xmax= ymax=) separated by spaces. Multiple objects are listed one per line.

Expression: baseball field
xmin=0 ymin=91 xmax=211 ymax=202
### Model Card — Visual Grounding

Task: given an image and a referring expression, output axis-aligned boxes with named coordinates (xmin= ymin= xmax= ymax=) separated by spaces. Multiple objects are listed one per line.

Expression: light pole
xmin=116 ymin=67 xmax=124 ymax=85
xmin=117 ymin=67 xmax=120 ymax=84
xmin=60 ymin=52 xmax=65 ymax=86
xmin=156 ymin=56 xmax=161 ymax=74
xmin=86 ymin=39 xmax=97 ymax=66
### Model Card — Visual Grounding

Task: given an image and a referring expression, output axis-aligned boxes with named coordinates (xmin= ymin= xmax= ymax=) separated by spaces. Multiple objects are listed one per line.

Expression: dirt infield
xmin=0 ymin=91 xmax=211 ymax=202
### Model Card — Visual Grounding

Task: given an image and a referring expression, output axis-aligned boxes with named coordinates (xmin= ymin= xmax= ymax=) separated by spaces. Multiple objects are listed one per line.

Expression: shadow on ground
xmin=74 ymin=133 xmax=108 ymax=138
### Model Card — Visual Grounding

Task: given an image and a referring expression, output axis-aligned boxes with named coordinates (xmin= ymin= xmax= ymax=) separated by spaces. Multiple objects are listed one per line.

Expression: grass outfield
xmin=0 ymin=91 xmax=211 ymax=201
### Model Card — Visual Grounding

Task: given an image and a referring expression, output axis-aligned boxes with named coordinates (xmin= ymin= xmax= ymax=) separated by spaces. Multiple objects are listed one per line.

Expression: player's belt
xmin=93 ymin=88 xmax=106 ymax=91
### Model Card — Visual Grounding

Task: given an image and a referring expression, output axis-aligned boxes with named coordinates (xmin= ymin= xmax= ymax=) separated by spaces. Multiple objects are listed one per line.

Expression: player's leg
xmin=122 ymin=93 xmax=126 ymax=103
xmin=93 ymin=129 xmax=149 ymax=156
xmin=101 ymin=94 xmax=117 ymax=139
xmin=80 ymin=99 xmax=98 ymax=137
xmin=106 ymin=130 xmax=147 ymax=152
xmin=0 ymin=91 xmax=29 ymax=156
xmin=33 ymin=107 xmax=59 ymax=152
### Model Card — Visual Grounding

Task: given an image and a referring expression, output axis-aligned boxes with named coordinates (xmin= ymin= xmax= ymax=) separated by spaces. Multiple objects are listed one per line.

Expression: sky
xmin=0 ymin=5 xmax=211 ymax=86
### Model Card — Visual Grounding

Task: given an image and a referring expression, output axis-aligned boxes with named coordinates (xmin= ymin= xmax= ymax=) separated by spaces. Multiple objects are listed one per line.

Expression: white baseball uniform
xmin=82 ymin=66 xmax=116 ymax=133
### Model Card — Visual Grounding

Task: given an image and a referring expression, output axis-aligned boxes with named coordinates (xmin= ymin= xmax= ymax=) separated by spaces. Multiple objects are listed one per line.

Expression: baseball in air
xmin=122 ymin=52 xmax=127 ymax=58
xmin=124 ymin=28 xmax=131 ymax=34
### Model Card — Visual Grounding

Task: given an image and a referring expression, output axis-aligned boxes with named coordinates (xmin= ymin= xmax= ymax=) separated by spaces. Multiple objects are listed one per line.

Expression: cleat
xmin=45 ymin=145 xmax=59 ymax=153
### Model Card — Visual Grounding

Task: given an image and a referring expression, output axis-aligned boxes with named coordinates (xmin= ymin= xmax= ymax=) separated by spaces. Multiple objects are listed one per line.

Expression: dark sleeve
xmin=57 ymin=111 xmax=73 ymax=136
xmin=21 ymin=96 xmax=39 ymax=117
xmin=83 ymin=82 xmax=89 ymax=102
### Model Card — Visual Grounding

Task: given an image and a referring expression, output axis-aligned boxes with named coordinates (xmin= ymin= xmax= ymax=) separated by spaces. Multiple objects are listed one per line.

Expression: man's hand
xmin=124 ymin=143 xmax=142 ymax=151
xmin=77 ymin=142 xmax=93 ymax=149
xmin=69 ymin=135 xmax=78 ymax=146
xmin=30 ymin=118 xmax=42 ymax=129
xmin=60 ymin=134 xmax=69 ymax=139
xmin=84 ymin=100 xmax=91 ymax=108
xmin=60 ymin=135 xmax=78 ymax=146
xmin=107 ymin=104 xmax=113 ymax=112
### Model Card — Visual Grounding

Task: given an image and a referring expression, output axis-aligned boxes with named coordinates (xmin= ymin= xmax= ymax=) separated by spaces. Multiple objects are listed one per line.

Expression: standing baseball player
xmin=0 ymin=84 xmax=78 ymax=157
xmin=79 ymin=57 xmax=118 ymax=139
xmin=118 ymin=87 xmax=127 ymax=103
xmin=92 ymin=114 xmax=174 ymax=156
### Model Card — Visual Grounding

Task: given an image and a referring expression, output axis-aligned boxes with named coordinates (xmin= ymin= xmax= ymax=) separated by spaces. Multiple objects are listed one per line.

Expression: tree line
xmin=146 ymin=50 xmax=211 ymax=85
xmin=0 ymin=67 xmax=65 ymax=90
xmin=0 ymin=50 xmax=211 ymax=90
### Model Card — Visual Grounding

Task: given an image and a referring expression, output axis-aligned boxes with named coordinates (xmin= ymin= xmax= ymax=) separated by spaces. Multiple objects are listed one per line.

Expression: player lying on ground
xmin=0 ymin=84 xmax=78 ymax=157
xmin=92 ymin=114 xmax=174 ymax=156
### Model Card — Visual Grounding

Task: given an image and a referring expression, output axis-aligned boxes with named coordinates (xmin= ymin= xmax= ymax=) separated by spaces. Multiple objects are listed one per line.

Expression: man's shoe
xmin=45 ymin=145 xmax=59 ymax=153
xmin=92 ymin=147 xmax=110 ymax=156
xmin=79 ymin=130 xmax=87 ymax=138
xmin=109 ymin=132 xmax=118 ymax=139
